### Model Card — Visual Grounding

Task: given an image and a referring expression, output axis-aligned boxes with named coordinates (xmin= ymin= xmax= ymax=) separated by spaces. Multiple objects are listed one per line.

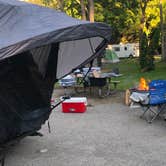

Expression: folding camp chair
xmin=140 ymin=103 xmax=166 ymax=123
xmin=130 ymin=80 xmax=166 ymax=123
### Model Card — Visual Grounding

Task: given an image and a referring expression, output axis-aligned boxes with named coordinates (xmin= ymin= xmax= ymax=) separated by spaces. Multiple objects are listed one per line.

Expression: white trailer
xmin=108 ymin=43 xmax=139 ymax=58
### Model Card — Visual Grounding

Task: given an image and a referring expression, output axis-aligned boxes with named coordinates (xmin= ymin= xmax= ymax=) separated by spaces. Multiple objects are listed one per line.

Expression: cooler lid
xmin=62 ymin=97 xmax=87 ymax=104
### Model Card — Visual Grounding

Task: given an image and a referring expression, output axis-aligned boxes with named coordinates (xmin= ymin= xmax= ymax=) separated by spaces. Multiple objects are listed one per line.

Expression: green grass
xmin=102 ymin=58 xmax=166 ymax=90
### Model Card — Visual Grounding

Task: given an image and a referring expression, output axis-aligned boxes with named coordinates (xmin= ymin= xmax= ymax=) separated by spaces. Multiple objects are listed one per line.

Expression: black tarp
xmin=0 ymin=0 xmax=112 ymax=144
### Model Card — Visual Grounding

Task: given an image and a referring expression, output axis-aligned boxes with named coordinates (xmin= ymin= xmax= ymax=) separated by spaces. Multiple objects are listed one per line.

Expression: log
xmin=125 ymin=89 xmax=131 ymax=106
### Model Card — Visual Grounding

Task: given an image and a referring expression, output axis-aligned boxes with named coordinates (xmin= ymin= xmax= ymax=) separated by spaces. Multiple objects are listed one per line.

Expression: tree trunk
xmin=159 ymin=0 xmax=166 ymax=62
xmin=87 ymin=0 xmax=101 ymax=66
xmin=80 ymin=0 xmax=86 ymax=20
xmin=57 ymin=0 xmax=64 ymax=11
xmin=88 ymin=0 xmax=94 ymax=22
xmin=139 ymin=0 xmax=155 ymax=71
xmin=139 ymin=1 xmax=147 ymax=70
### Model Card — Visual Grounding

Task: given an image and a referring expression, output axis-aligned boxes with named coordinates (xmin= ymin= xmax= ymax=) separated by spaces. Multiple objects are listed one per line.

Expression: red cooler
xmin=62 ymin=97 xmax=87 ymax=113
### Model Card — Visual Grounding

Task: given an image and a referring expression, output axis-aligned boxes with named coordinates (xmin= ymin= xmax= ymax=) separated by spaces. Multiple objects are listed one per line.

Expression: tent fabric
xmin=0 ymin=52 xmax=51 ymax=144
xmin=57 ymin=37 xmax=103 ymax=78
xmin=0 ymin=0 xmax=111 ymax=60
xmin=0 ymin=0 xmax=112 ymax=144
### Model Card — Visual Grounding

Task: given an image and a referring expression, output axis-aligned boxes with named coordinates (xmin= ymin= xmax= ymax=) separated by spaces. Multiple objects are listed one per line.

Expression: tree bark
xmin=88 ymin=0 xmax=94 ymax=22
xmin=57 ymin=0 xmax=64 ymax=11
xmin=80 ymin=0 xmax=86 ymax=20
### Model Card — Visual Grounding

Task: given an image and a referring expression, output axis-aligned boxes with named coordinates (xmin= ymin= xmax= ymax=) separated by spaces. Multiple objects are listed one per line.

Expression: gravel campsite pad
xmin=6 ymin=89 xmax=166 ymax=166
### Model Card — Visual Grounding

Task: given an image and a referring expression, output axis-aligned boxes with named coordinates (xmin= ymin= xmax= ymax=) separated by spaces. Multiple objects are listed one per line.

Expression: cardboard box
xmin=62 ymin=97 xmax=87 ymax=113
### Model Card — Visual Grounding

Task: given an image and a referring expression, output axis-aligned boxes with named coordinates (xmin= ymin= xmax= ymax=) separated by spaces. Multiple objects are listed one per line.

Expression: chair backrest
xmin=149 ymin=80 xmax=166 ymax=89
xmin=149 ymin=80 xmax=166 ymax=105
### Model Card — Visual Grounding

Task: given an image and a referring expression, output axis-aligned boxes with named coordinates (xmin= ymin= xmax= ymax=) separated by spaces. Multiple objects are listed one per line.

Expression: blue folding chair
xmin=140 ymin=80 xmax=166 ymax=123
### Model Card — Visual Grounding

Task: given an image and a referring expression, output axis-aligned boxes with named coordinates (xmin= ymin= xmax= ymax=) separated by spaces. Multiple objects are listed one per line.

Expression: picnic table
xmin=75 ymin=70 xmax=122 ymax=97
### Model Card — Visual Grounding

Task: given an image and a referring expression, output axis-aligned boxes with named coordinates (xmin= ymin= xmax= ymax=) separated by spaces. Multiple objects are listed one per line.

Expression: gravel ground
xmin=5 ymin=89 xmax=166 ymax=166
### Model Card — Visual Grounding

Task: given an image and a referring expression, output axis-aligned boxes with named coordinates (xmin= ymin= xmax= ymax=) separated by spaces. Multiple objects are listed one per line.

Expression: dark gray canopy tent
xmin=0 ymin=0 xmax=111 ymax=144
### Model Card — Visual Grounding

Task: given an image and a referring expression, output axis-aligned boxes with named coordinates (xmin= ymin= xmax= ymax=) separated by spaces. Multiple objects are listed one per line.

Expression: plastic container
xmin=62 ymin=97 xmax=87 ymax=113
xmin=59 ymin=75 xmax=76 ymax=87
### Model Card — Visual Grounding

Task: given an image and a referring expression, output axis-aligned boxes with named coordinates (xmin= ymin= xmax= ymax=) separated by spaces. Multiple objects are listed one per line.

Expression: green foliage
xmin=143 ymin=0 xmax=160 ymax=36
xmin=149 ymin=26 xmax=161 ymax=54
xmin=94 ymin=0 xmax=140 ymax=43
xmin=64 ymin=0 xmax=81 ymax=19
xmin=139 ymin=32 xmax=155 ymax=72
xmin=139 ymin=32 xmax=151 ymax=71
xmin=164 ymin=2 xmax=166 ymax=22
xmin=138 ymin=0 xmax=162 ymax=71
xmin=94 ymin=3 xmax=104 ymax=22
